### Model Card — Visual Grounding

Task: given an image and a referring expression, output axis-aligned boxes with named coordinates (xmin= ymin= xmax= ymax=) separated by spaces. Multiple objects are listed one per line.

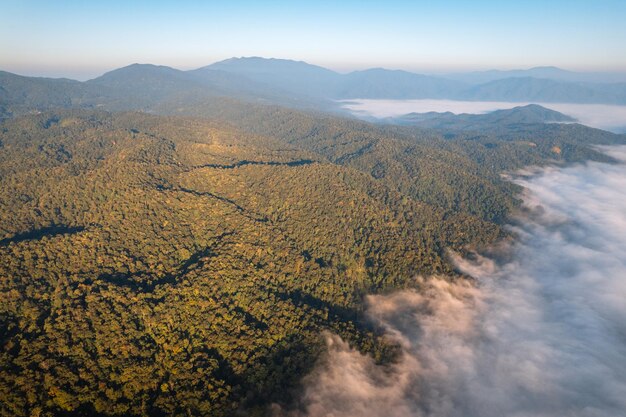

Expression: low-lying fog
xmin=280 ymin=146 xmax=626 ymax=417
xmin=341 ymin=99 xmax=626 ymax=133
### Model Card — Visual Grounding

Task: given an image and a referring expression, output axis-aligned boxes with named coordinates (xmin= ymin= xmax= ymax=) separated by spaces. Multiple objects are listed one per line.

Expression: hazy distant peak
xmin=220 ymin=56 xmax=310 ymax=64
xmin=485 ymin=75 xmax=553 ymax=82
xmin=349 ymin=68 xmax=418 ymax=75
xmin=190 ymin=56 xmax=342 ymax=99
xmin=492 ymin=104 xmax=576 ymax=120
xmin=353 ymin=67 xmax=399 ymax=72
xmin=91 ymin=63 xmax=184 ymax=82
xmin=0 ymin=70 xmax=81 ymax=83
xmin=201 ymin=56 xmax=338 ymax=74
xmin=110 ymin=63 xmax=176 ymax=71
xmin=528 ymin=65 xmax=569 ymax=72
xmin=345 ymin=67 xmax=460 ymax=82
xmin=448 ymin=66 xmax=626 ymax=85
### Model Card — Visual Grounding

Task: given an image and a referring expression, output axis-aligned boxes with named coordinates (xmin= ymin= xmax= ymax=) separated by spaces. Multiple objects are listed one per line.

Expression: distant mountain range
xmin=443 ymin=66 xmax=626 ymax=85
xmin=2 ymin=57 xmax=626 ymax=121
xmin=197 ymin=58 xmax=626 ymax=104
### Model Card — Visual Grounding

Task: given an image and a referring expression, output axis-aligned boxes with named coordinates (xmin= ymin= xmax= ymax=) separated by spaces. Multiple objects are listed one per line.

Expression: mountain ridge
xmin=3 ymin=57 xmax=626 ymax=122
xmin=393 ymin=104 xmax=577 ymax=130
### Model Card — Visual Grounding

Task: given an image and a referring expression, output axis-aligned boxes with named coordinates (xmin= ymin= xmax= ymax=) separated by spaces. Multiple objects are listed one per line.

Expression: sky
xmin=1 ymin=0 xmax=626 ymax=80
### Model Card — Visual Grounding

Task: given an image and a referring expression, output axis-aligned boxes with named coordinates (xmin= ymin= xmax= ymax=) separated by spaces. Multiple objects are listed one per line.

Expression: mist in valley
xmin=342 ymin=99 xmax=626 ymax=133
xmin=283 ymin=146 xmax=626 ymax=417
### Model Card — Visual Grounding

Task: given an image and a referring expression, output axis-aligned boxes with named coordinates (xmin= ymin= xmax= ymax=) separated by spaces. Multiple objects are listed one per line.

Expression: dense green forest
xmin=1 ymin=68 xmax=626 ymax=416
xmin=0 ymin=110 xmax=508 ymax=416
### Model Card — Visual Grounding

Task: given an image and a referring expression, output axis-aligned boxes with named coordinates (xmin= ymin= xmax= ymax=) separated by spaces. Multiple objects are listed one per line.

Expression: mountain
xmin=585 ymin=82 xmax=626 ymax=102
xmin=198 ymin=56 xmax=341 ymax=98
xmin=198 ymin=58 xmax=466 ymax=99
xmin=338 ymin=68 xmax=466 ymax=99
xmin=394 ymin=104 xmax=576 ymax=130
xmin=196 ymin=58 xmax=626 ymax=103
xmin=0 ymin=62 xmax=337 ymax=118
xmin=84 ymin=63 xmax=209 ymax=109
xmin=479 ymin=104 xmax=576 ymax=123
xmin=3 ymin=58 xmax=626 ymax=120
xmin=447 ymin=66 xmax=626 ymax=84
xmin=88 ymin=63 xmax=195 ymax=89
xmin=89 ymin=63 xmax=331 ymax=109
xmin=0 ymin=64 xmax=213 ymax=116
xmin=0 ymin=71 xmax=86 ymax=118
xmin=459 ymin=76 xmax=626 ymax=104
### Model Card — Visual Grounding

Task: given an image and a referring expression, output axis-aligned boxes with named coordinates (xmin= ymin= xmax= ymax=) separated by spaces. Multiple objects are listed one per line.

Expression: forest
xmin=1 ymin=70 xmax=626 ymax=416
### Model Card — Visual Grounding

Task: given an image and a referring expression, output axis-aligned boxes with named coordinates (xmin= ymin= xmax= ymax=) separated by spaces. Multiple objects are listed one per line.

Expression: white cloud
xmin=341 ymin=99 xmax=626 ymax=132
xmin=279 ymin=146 xmax=626 ymax=417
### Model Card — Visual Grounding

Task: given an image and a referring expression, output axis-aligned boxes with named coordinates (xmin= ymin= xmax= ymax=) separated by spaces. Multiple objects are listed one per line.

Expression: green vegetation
xmin=157 ymin=97 xmax=625 ymax=222
xmin=393 ymin=104 xmax=575 ymax=130
xmin=1 ymin=71 xmax=625 ymax=416
xmin=0 ymin=110 xmax=505 ymax=416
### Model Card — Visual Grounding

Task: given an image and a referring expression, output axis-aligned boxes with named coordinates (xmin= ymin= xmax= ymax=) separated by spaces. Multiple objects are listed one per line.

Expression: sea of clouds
xmin=341 ymin=99 xmax=626 ymax=133
xmin=280 ymin=146 xmax=626 ymax=417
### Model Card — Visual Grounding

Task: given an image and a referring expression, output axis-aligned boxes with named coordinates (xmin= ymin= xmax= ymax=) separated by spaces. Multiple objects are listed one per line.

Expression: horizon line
xmin=3 ymin=57 xmax=626 ymax=82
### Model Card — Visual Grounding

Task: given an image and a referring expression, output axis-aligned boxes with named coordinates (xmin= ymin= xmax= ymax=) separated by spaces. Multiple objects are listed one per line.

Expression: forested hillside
xmin=154 ymin=97 xmax=626 ymax=222
xmin=2 ymin=60 xmax=626 ymax=416
xmin=0 ymin=111 xmax=507 ymax=416
xmin=392 ymin=104 xmax=575 ymax=130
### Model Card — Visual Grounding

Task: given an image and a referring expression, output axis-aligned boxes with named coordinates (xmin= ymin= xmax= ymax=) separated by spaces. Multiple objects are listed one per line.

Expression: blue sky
xmin=1 ymin=0 xmax=625 ymax=79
